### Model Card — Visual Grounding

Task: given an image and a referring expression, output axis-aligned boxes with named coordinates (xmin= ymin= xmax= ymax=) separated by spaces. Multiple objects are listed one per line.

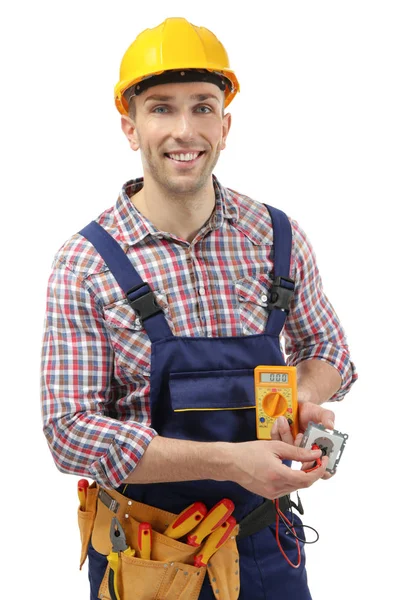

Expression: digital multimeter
xmin=254 ymin=365 xmax=299 ymax=440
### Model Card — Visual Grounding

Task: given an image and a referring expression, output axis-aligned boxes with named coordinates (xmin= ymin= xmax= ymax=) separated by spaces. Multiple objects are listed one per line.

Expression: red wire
xmin=304 ymin=443 xmax=322 ymax=473
xmin=274 ymin=500 xmax=301 ymax=569
xmin=274 ymin=443 xmax=322 ymax=565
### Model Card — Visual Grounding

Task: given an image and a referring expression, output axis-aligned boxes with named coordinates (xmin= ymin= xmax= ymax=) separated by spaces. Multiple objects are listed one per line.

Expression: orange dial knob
xmin=262 ymin=392 xmax=287 ymax=417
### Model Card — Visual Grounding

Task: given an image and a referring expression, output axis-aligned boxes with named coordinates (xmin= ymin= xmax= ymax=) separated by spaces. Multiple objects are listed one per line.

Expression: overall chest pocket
xmin=103 ymin=293 xmax=169 ymax=376
xmin=234 ymin=276 xmax=271 ymax=334
xmin=167 ymin=369 xmax=257 ymax=443
xmin=169 ymin=369 xmax=255 ymax=411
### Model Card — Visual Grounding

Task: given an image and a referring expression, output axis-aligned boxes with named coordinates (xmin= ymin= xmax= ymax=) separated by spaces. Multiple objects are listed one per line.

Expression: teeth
xmin=168 ymin=152 xmax=201 ymax=162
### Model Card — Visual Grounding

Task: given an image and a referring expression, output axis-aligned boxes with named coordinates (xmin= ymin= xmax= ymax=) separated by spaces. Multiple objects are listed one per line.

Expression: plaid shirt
xmin=41 ymin=175 xmax=357 ymax=488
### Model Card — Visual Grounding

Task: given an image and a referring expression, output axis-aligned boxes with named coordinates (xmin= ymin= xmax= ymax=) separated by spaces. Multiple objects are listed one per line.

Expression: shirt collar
xmin=113 ymin=178 xmax=156 ymax=246
xmin=113 ymin=175 xmax=271 ymax=246
xmin=213 ymin=180 xmax=274 ymax=245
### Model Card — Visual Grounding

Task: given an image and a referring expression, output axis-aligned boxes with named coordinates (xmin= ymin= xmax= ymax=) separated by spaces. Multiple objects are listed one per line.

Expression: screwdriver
xmin=77 ymin=478 xmax=89 ymax=511
xmin=138 ymin=522 xmax=152 ymax=560
xmin=164 ymin=502 xmax=208 ymax=539
xmin=187 ymin=498 xmax=235 ymax=547
xmin=194 ymin=516 xmax=237 ymax=567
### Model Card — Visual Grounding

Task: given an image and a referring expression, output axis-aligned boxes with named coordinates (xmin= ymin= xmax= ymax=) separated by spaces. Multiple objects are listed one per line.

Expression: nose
xmin=170 ymin=111 xmax=195 ymax=142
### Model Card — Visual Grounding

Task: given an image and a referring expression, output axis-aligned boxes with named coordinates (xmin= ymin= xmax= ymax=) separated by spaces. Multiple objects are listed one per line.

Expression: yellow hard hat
xmin=114 ymin=17 xmax=240 ymax=115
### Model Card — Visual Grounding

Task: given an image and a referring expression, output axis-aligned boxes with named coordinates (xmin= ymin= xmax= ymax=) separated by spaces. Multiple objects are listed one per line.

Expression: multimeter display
xmin=254 ymin=365 xmax=299 ymax=440
xmin=260 ymin=373 xmax=289 ymax=383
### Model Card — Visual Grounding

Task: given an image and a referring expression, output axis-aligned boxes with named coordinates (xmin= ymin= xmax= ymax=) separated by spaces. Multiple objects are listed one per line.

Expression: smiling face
xmin=121 ymin=81 xmax=232 ymax=197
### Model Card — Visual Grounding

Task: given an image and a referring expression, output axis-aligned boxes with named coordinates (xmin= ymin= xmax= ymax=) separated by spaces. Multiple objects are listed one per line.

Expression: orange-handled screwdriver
xmin=78 ymin=479 xmax=89 ymax=511
xmin=187 ymin=498 xmax=235 ymax=547
xmin=164 ymin=502 xmax=208 ymax=539
xmin=194 ymin=516 xmax=237 ymax=567
xmin=138 ymin=522 xmax=152 ymax=560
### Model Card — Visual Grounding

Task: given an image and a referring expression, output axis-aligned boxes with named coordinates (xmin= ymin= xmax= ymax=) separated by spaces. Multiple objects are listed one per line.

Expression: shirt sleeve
xmin=284 ymin=219 xmax=358 ymax=401
xmin=41 ymin=256 xmax=157 ymax=488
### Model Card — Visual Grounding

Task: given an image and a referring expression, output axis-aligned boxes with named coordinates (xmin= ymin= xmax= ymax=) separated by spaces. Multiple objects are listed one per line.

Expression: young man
xmin=41 ymin=17 xmax=357 ymax=600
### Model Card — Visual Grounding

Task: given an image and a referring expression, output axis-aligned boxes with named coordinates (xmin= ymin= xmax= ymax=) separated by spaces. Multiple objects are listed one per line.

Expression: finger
xmin=271 ymin=418 xmax=280 ymax=440
xmin=296 ymin=456 xmax=329 ymax=487
xmin=273 ymin=456 xmax=328 ymax=495
xmin=318 ymin=407 xmax=335 ymax=431
xmin=294 ymin=432 xmax=303 ymax=447
xmin=271 ymin=441 xmax=322 ymax=463
xmin=301 ymin=454 xmax=329 ymax=474
xmin=299 ymin=402 xmax=336 ymax=432
xmin=301 ymin=461 xmax=314 ymax=471
xmin=277 ymin=416 xmax=294 ymax=445
xmin=321 ymin=462 xmax=335 ymax=480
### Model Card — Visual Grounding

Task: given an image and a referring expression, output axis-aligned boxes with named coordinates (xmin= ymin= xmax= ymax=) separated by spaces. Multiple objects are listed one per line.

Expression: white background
xmin=1 ymin=1 xmax=399 ymax=598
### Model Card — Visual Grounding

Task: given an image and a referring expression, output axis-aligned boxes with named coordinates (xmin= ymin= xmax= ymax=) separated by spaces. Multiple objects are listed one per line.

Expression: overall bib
xmin=80 ymin=205 xmax=312 ymax=600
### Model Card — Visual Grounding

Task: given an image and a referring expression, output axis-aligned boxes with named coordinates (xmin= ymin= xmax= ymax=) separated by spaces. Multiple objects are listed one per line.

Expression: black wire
xmin=275 ymin=501 xmax=320 ymax=544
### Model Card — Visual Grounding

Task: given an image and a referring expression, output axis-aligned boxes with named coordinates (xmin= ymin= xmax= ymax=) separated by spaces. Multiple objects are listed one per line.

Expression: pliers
xmin=107 ymin=517 xmax=135 ymax=600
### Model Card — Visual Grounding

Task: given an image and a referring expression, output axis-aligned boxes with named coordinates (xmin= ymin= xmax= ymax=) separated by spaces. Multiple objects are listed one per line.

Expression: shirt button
xmin=261 ymin=294 xmax=268 ymax=303
xmin=198 ymin=286 xmax=205 ymax=296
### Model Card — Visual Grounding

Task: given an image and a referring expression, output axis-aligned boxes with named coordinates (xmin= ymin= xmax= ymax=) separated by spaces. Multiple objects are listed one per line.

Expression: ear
xmin=121 ymin=115 xmax=140 ymax=151
xmin=220 ymin=112 xmax=232 ymax=151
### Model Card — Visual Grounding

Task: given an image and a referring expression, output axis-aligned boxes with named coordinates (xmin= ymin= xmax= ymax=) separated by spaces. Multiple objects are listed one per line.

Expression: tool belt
xmin=78 ymin=483 xmax=292 ymax=600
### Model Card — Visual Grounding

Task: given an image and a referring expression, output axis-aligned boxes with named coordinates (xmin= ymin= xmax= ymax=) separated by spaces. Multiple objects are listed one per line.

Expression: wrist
xmin=296 ymin=360 xmax=342 ymax=405
xmin=297 ymin=383 xmax=318 ymax=404
xmin=211 ymin=441 xmax=239 ymax=483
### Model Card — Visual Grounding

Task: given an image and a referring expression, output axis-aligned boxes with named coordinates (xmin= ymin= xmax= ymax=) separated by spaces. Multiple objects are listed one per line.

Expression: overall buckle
xmin=267 ymin=276 xmax=295 ymax=312
xmin=126 ymin=283 xmax=163 ymax=322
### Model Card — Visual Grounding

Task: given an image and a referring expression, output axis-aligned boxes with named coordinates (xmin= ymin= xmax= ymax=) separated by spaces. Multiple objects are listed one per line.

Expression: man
xmin=41 ymin=17 xmax=357 ymax=600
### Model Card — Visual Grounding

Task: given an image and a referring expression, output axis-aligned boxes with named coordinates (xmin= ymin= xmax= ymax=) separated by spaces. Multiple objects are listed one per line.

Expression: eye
xmin=196 ymin=105 xmax=212 ymax=113
xmin=152 ymin=106 xmax=169 ymax=113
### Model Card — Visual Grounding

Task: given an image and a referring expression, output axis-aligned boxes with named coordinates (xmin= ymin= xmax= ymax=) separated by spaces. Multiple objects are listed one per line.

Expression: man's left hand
xmin=270 ymin=401 xmax=335 ymax=480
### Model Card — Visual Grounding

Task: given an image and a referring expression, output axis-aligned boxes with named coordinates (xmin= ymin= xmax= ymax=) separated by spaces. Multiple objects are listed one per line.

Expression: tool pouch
xmin=77 ymin=482 xmax=99 ymax=569
xmin=90 ymin=485 xmax=240 ymax=600
xmin=206 ymin=535 xmax=240 ymax=600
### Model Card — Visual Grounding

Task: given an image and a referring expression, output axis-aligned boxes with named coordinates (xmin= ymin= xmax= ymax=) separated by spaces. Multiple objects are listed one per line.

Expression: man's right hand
xmin=227 ymin=440 xmax=327 ymax=499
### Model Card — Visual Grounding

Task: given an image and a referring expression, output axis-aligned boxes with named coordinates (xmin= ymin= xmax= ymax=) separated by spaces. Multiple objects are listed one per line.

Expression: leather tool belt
xmin=78 ymin=483 xmax=293 ymax=600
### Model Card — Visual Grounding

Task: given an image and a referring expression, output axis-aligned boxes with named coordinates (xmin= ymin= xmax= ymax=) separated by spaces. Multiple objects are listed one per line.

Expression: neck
xmin=131 ymin=176 xmax=216 ymax=243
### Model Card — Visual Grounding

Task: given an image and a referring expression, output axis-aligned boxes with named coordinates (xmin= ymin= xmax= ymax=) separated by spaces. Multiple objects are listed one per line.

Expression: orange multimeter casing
xmin=254 ymin=365 xmax=299 ymax=440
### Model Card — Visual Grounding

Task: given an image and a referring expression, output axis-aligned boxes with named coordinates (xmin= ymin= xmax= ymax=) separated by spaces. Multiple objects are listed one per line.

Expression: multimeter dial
xmin=262 ymin=392 xmax=287 ymax=417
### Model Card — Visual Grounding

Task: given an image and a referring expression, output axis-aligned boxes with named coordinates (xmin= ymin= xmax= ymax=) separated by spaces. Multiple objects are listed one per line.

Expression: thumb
xmin=277 ymin=443 xmax=322 ymax=463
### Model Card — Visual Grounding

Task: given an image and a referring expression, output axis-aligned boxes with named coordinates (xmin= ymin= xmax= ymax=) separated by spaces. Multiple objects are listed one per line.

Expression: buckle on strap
xmin=267 ymin=276 xmax=295 ymax=313
xmin=126 ymin=283 xmax=163 ymax=322
xmin=98 ymin=488 xmax=120 ymax=514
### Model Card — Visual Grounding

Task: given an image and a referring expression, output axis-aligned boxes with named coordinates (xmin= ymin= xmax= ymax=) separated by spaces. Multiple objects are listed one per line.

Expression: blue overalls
xmin=80 ymin=204 xmax=312 ymax=600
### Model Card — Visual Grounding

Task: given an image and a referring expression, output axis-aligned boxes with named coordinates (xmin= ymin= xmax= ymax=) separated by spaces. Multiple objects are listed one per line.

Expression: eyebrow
xmin=144 ymin=93 xmax=221 ymax=104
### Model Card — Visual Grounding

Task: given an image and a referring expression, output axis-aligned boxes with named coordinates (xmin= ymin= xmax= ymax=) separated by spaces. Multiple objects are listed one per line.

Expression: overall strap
xmin=79 ymin=221 xmax=173 ymax=342
xmin=264 ymin=205 xmax=295 ymax=336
